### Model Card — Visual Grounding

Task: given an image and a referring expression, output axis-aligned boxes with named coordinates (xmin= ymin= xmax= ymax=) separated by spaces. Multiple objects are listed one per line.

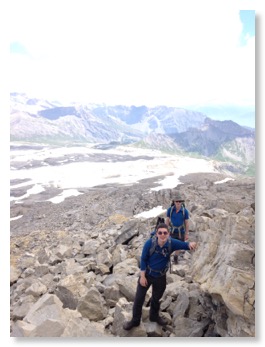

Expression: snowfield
xmin=10 ymin=143 xmax=219 ymax=205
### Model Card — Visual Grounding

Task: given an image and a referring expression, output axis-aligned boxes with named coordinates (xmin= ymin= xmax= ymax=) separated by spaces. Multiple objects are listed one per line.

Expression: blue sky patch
xmin=239 ymin=10 xmax=255 ymax=46
xmin=10 ymin=42 xmax=28 ymax=55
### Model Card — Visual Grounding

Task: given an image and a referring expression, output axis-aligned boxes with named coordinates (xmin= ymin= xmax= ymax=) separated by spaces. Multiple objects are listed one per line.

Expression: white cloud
xmin=9 ymin=0 xmax=257 ymax=107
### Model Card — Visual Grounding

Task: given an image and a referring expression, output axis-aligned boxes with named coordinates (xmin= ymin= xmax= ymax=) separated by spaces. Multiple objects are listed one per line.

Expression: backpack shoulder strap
xmin=168 ymin=237 xmax=172 ymax=254
xmin=149 ymin=236 xmax=157 ymax=257
xmin=182 ymin=203 xmax=185 ymax=217
xmin=169 ymin=205 xmax=174 ymax=221
xmin=168 ymin=237 xmax=172 ymax=274
xmin=182 ymin=203 xmax=189 ymax=219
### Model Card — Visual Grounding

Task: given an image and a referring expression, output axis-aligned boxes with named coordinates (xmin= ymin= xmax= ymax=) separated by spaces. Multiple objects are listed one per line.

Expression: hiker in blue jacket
xmin=123 ymin=223 xmax=196 ymax=330
xmin=166 ymin=192 xmax=189 ymax=264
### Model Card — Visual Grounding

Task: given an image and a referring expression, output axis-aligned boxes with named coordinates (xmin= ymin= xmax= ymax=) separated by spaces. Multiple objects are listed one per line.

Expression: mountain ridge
xmin=10 ymin=93 xmax=255 ymax=176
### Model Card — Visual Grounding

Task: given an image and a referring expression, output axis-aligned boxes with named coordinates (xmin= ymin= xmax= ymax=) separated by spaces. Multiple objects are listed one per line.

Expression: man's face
xmin=175 ymin=200 xmax=182 ymax=207
xmin=156 ymin=228 xmax=170 ymax=241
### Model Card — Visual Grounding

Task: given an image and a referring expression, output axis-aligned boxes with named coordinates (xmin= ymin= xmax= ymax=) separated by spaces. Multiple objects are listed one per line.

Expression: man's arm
xmin=188 ymin=242 xmax=197 ymax=250
xmin=165 ymin=207 xmax=170 ymax=226
xmin=140 ymin=270 xmax=148 ymax=287
xmin=184 ymin=219 xmax=189 ymax=240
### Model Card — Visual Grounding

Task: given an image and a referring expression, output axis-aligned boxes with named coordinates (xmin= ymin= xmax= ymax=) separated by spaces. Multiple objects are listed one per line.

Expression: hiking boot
xmin=150 ymin=316 xmax=167 ymax=326
xmin=123 ymin=320 xmax=140 ymax=330
xmin=173 ymin=255 xmax=178 ymax=264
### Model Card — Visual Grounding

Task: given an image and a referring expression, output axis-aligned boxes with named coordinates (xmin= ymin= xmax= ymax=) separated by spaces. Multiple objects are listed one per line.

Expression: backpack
xmin=150 ymin=216 xmax=165 ymax=237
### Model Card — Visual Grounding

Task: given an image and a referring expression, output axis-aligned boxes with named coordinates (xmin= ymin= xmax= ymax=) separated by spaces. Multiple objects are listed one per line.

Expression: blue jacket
xmin=140 ymin=237 xmax=190 ymax=277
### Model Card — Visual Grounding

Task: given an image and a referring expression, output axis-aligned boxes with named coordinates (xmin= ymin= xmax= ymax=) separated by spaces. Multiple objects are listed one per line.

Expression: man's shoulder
xmin=184 ymin=207 xmax=189 ymax=215
xmin=145 ymin=238 xmax=153 ymax=247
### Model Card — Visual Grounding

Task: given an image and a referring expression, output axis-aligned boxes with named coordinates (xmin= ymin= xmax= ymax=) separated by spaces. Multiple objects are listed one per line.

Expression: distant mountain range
xmin=10 ymin=92 xmax=255 ymax=176
xmin=192 ymin=105 xmax=255 ymax=129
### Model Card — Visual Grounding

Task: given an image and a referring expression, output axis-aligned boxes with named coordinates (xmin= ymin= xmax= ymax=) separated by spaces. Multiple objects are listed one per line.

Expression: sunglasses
xmin=175 ymin=200 xmax=182 ymax=203
xmin=157 ymin=231 xmax=169 ymax=235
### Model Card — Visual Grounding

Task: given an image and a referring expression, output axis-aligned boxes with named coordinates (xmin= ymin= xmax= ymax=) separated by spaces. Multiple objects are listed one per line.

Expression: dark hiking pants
xmin=132 ymin=274 xmax=167 ymax=324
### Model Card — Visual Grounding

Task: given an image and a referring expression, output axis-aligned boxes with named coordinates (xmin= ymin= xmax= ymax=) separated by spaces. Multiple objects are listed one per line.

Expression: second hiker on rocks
xmin=123 ymin=223 xmax=196 ymax=331
xmin=165 ymin=192 xmax=189 ymax=264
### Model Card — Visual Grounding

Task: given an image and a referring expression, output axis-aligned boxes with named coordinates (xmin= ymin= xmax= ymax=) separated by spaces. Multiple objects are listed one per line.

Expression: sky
xmin=9 ymin=0 xmax=257 ymax=110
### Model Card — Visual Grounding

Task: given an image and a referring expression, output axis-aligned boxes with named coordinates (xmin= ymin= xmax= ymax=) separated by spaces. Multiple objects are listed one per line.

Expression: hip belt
xmin=171 ymin=225 xmax=185 ymax=238
xmin=147 ymin=265 xmax=168 ymax=277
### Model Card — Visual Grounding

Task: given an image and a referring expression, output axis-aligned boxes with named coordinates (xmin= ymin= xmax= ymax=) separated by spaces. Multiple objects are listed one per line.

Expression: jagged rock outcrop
xmin=10 ymin=173 xmax=255 ymax=337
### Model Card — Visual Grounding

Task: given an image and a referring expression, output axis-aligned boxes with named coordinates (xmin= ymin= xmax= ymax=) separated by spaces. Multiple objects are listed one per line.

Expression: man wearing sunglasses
xmin=123 ymin=223 xmax=196 ymax=331
xmin=166 ymin=193 xmax=189 ymax=264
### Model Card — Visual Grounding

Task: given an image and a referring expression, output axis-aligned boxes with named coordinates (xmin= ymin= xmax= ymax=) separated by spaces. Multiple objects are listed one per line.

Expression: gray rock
xmin=10 ymin=173 xmax=255 ymax=337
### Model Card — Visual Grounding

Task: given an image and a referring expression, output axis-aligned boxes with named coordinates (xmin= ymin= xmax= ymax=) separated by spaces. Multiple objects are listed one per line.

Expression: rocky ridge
xmin=10 ymin=172 xmax=255 ymax=337
xmin=10 ymin=93 xmax=255 ymax=177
